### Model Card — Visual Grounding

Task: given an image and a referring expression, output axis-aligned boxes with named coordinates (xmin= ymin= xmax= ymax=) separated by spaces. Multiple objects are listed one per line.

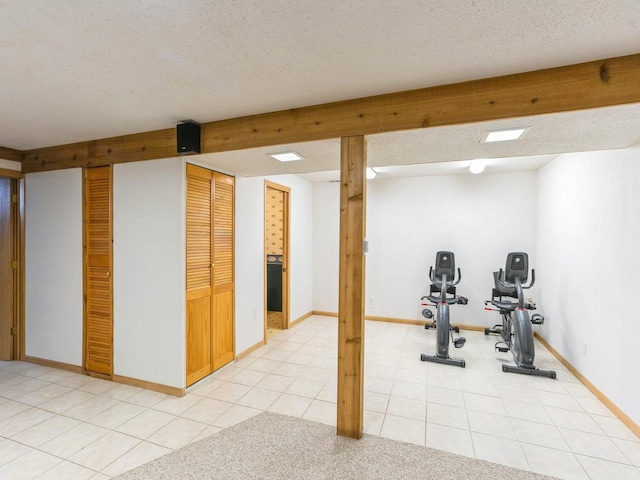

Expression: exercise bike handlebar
xmin=440 ymin=273 xmax=464 ymax=304
xmin=497 ymin=268 xmax=535 ymax=309
xmin=429 ymin=267 xmax=462 ymax=287
xmin=496 ymin=268 xmax=535 ymax=290
xmin=453 ymin=268 xmax=461 ymax=286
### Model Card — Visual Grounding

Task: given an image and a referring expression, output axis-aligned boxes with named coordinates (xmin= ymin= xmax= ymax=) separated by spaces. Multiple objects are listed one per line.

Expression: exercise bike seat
xmin=489 ymin=299 xmax=518 ymax=311
xmin=426 ymin=294 xmax=462 ymax=305
xmin=489 ymin=259 xmax=527 ymax=311
xmin=492 ymin=271 xmax=517 ymax=298
xmin=488 ymin=296 xmax=537 ymax=311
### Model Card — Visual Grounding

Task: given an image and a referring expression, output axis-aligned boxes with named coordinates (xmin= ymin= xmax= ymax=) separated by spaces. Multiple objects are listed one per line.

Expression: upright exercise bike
xmin=420 ymin=251 xmax=467 ymax=368
xmin=484 ymin=252 xmax=556 ymax=379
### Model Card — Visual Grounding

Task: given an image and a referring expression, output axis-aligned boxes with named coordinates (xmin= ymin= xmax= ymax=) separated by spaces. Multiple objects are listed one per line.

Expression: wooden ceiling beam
xmin=20 ymin=53 xmax=640 ymax=174
xmin=22 ymin=129 xmax=176 ymax=174
xmin=203 ymin=53 xmax=640 ymax=153
xmin=0 ymin=146 xmax=22 ymax=163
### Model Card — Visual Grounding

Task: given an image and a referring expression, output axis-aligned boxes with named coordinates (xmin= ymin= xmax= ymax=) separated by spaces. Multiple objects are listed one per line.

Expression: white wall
xmin=0 ymin=159 xmax=21 ymax=171
xmin=235 ymin=174 xmax=314 ymax=354
xmin=312 ymin=182 xmax=340 ymax=312
xmin=113 ymin=158 xmax=185 ymax=388
xmin=537 ymin=146 xmax=640 ymax=425
xmin=22 ymin=160 xmax=317 ymax=385
xmin=235 ymin=176 xmax=266 ymax=354
xmin=25 ymin=169 xmax=83 ymax=365
xmin=313 ymin=172 xmax=538 ymax=326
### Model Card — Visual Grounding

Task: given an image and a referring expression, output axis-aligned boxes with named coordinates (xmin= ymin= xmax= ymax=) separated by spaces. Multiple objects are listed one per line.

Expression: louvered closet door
xmin=212 ymin=173 xmax=234 ymax=370
xmin=85 ymin=166 xmax=113 ymax=376
xmin=186 ymin=164 xmax=214 ymax=386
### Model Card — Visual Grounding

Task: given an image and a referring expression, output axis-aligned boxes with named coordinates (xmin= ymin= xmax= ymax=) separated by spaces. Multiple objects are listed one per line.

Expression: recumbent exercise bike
xmin=420 ymin=251 xmax=467 ymax=368
xmin=484 ymin=252 xmax=556 ymax=379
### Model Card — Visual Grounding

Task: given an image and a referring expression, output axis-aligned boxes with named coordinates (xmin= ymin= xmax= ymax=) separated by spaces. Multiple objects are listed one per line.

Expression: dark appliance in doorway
xmin=267 ymin=255 xmax=283 ymax=312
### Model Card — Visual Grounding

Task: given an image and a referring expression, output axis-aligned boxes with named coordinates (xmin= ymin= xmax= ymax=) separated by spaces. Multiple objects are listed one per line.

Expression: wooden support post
xmin=337 ymin=135 xmax=366 ymax=439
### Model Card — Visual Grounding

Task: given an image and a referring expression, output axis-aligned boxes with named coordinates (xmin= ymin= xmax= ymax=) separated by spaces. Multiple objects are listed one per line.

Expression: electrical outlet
xmin=582 ymin=342 xmax=587 ymax=355
xmin=368 ymin=297 xmax=373 ymax=306
xmin=253 ymin=309 xmax=257 ymax=320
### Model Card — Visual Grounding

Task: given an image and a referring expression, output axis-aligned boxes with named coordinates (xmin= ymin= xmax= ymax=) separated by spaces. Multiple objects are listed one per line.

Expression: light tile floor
xmin=1 ymin=315 xmax=639 ymax=479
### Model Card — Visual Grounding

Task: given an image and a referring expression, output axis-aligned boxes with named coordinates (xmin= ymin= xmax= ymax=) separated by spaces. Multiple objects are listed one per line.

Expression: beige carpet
xmin=116 ymin=412 xmax=558 ymax=480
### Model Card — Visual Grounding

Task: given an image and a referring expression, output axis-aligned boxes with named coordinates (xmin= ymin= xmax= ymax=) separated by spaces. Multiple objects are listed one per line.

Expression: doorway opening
xmin=264 ymin=181 xmax=290 ymax=340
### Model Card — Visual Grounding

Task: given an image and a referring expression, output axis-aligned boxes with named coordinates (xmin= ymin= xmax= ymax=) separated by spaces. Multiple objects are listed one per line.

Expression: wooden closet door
xmin=212 ymin=172 xmax=234 ymax=370
xmin=186 ymin=164 xmax=214 ymax=386
xmin=84 ymin=166 xmax=113 ymax=375
xmin=185 ymin=166 xmax=235 ymax=385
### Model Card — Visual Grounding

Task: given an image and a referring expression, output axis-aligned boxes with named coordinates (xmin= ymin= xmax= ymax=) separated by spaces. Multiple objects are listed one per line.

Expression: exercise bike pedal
xmin=531 ymin=314 xmax=544 ymax=325
xmin=422 ymin=308 xmax=434 ymax=320
xmin=453 ymin=337 xmax=466 ymax=348
xmin=495 ymin=343 xmax=510 ymax=353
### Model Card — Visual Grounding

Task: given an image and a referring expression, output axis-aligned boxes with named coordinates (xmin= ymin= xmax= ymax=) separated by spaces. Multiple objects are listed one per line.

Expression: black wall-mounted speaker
xmin=177 ymin=122 xmax=201 ymax=155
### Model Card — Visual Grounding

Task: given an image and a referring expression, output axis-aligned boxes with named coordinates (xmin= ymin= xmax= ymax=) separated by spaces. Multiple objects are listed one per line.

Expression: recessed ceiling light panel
xmin=482 ymin=127 xmax=530 ymax=143
xmin=268 ymin=151 xmax=304 ymax=162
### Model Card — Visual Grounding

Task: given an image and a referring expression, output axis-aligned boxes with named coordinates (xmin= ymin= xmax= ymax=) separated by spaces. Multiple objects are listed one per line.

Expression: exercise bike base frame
xmin=484 ymin=324 xmax=503 ymax=336
xmin=421 ymin=353 xmax=466 ymax=368
xmin=425 ymin=321 xmax=460 ymax=333
xmin=502 ymin=363 xmax=556 ymax=379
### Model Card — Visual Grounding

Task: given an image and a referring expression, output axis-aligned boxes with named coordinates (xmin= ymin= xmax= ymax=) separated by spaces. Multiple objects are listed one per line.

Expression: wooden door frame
xmin=82 ymin=165 xmax=114 ymax=379
xmin=264 ymin=181 xmax=290 ymax=341
xmin=0 ymin=168 xmax=25 ymax=361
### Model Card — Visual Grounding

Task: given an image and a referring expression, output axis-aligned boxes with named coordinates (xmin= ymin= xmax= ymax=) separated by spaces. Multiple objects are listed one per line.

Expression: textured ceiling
xmin=1 ymin=1 xmax=639 ymax=177
xmin=198 ymin=103 xmax=640 ymax=180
